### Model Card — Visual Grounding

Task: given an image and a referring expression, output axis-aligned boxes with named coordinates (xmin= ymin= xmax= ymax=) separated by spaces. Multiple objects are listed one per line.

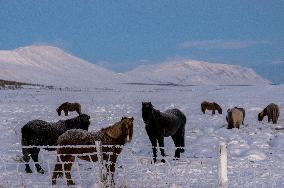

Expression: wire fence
xmin=0 ymin=143 xmax=218 ymax=188
xmin=0 ymin=143 xmax=283 ymax=188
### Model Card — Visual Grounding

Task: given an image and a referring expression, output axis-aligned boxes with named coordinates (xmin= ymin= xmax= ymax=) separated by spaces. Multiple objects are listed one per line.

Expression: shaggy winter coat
xmin=51 ymin=117 xmax=134 ymax=186
xmin=21 ymin=114 xmax=90 ymax=174
xmin=56 ymin=102 xmax=82 ymax=116
xmin=226 ymin=108 xmax=244 ymax=129
xmin=142 ymin=102 xmax=186 ymax=163
xmin=201 ymin=101 xmax=222 ymax=115
xmin=234 ymin=107 xmax=245 ymax=124
xmin=258 ymin=103 xmax=280 ymax=124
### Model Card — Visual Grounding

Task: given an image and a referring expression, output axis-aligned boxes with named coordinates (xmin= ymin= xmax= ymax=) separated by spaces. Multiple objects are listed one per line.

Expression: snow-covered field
xmin=0 ymin=84 xmax=283 ymax=187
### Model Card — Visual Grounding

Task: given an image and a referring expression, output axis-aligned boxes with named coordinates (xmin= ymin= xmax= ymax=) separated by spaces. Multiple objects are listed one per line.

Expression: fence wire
xmin=1 ymin=143 xmax=283 ymax=188
xmin=0 ymin=144 xmax=218 ymax=188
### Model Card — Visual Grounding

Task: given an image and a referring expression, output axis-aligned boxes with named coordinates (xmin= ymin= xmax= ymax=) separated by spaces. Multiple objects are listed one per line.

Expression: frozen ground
xmin=0 ymin=84 xmax=283 ymax=187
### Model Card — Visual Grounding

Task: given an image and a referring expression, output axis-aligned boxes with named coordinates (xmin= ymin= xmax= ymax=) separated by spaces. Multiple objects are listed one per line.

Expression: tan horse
xmin=51 ymin=117 xmax=134 ymax=186
xmin=226 ymin=108 xmax=244 ymax=129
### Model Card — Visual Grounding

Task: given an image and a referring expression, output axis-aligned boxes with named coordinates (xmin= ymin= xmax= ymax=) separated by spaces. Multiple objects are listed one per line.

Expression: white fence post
xmin=95 ymin=141 xmax=104 ymax=188
xmin=218 ymin=142 xmax=228 ymax=188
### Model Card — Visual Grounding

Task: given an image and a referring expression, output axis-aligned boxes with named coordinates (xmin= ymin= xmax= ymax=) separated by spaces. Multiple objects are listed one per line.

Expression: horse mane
xmin=103 ymin=120 xmax=124 ymax=139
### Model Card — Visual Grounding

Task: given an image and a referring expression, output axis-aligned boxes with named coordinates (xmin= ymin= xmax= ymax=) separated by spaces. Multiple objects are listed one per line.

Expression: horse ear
xmin=131 ymin=117 xmax=134 ymax=121
xmin=121 ymin=117 xmax=126 ymax=120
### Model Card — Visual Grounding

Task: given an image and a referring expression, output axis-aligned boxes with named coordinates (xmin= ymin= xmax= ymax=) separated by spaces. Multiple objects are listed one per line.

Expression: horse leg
xmin=76 ymin=109 xmax=81 ymax=115
xmin=201 ymin=106 xmax=205 ymax=114
xmin=157 ymin=137 xmax=166 ymax=163
xmin=30 ymin=147 xmax=44 ymax=174
xmin=64 ymin=110 xmax=68 ymax=116
xmin=171 ymin=129 xmax=184 ymax=159
xmin=212 ymin=110 xmax=215 ymax=115
xmin=149 ymin=137 xmax=158 ymax=163
xmin=52 ymin=156 xmax=64 ymax=185
xmin=62 ymin=155 xmax=75 ymax=186
xmin=22 ymin=148 xmax=32 ymax=173
xmin=179 ymin=126 xmax=185 ymax=153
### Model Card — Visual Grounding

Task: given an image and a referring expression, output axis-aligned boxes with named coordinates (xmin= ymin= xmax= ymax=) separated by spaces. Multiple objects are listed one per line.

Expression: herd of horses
xmin=20 ymin=101 xmax=280 ymax=186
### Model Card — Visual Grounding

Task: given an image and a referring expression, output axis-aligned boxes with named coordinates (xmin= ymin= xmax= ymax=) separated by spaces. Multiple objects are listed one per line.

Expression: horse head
xmin=56 ymin=107 xmax=61 ymax=116
xmin=142 ymin=102 xmax=154 ymax=125
xmin=214 ymin=102 xmax=222 ymax=114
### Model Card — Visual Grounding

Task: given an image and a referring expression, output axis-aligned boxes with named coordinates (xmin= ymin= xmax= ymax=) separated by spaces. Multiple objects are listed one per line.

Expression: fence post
xmin=95 ymin=141 xmax=104 ymax=188
xmin=218 ymin=142 xmax=228 ymax=188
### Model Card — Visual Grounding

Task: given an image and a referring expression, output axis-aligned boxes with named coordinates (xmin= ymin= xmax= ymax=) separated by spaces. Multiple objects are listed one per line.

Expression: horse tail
xmin=181 ymin=111 xmax=186 ymax=126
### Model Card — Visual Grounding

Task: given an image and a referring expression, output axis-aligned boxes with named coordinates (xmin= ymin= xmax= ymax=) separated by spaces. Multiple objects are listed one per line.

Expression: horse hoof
xmin=58 ymin=172 xmax=63 ymax=178
xmin=151 ymin=159 xmax=157 ymax=164
xmin=161 ymin=159 xmax=166 ymax=163
xmin=67 ymin=180 xmax=75 ymax=186
xmin=37 ymin=168 xmax=45 ymax=174
xmin=173 ymin=157 xmax=180 ymax=161
xmin=25 ymin=168 xmax=32 ymax=173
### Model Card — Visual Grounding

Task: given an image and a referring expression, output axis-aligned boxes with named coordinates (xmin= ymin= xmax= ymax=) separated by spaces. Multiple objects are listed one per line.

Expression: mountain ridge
xmin=0 ymin=45 xmax=271 ymax=88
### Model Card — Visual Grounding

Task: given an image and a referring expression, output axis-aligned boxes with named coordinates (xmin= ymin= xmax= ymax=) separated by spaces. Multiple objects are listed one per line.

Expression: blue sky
xmin=0 ymin=1 xmax=284 ymax=83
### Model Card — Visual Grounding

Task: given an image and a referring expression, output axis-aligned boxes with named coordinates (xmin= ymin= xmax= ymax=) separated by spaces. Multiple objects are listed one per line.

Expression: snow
xmin=127 ymin=60 xmax=270 ymax=85
xmin=0 ymin=45 xmax=125 ymax=88
xmin=0 ymin=45 xmax=282 ymax=187
xmin=0 ymin=45 xmax=270 ymax=89
xmin=0 ymin=84 xmax=283 ymax=187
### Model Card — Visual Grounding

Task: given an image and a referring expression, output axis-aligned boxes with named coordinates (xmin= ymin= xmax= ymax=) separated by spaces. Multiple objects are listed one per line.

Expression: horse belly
xmin=164 ymin=126 xmax=179 ymax=137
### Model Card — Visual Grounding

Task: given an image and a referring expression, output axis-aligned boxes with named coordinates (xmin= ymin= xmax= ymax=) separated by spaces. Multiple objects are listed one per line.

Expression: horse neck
xmin=153 ymin=108 xmax=162 ymax=117
xmin=103 ymin=122 xmax=127 ymax=145
xmin=263 ymin=108 xmax=268 ymax=116
xmin=64 ymin=117 xmax=78 ymax=129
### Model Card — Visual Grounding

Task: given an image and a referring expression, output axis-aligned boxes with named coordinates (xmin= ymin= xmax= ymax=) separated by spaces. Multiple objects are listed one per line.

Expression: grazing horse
xmin=226 ymin=108 xmax=244 ymax=129
xmin=142 ymin=102 xmax=186 ymax=163
xmin=234 ymin=107 xmax=245 ymax=124
xmin=56 ymin=102 xmax=82 ymax=116
xmin=51 ymin=117 xmax=134 ymax=186
xmin=258 ymin=103 xmax=280 ymax=124
xmin=201 ymin=101 xmax=222 ymax=115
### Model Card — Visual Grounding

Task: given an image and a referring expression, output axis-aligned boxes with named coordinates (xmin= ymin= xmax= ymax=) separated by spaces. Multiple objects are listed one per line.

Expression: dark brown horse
xmin=258 ymin=103 xmax=279 ymax=124
xmin=56 ymin=102 xmax=82 ymax=116
xmin=201 ymin=101 xmax=222 ymax=115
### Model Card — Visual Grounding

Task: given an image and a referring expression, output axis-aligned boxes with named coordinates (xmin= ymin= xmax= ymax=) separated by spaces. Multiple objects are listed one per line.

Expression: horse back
xmin=162 ymin=109 xmax=186 ymax=136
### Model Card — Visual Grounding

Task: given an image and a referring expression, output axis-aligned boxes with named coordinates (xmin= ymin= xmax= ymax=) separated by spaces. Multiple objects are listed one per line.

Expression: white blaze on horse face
xmin=126 ymin=129 xmax=131 ymax=142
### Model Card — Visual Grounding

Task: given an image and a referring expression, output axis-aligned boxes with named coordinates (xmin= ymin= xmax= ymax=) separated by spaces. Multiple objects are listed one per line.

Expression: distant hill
xmin=125 ymin=60 xmax=270 ymax=85
xmin=0 ymin=45 xmax=124 ymax=88
xmin=0 ymin=45 xmax=270 ymax=88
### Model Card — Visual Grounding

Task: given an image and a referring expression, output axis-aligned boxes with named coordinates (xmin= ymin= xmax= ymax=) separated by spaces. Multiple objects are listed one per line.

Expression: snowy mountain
xmin=126 ymin=60 xmax=271 ymax=85
xmin=0 ymin=45 xmax=124 ymax=88
xmin=0 ymin=45 xmax=270 ymax=88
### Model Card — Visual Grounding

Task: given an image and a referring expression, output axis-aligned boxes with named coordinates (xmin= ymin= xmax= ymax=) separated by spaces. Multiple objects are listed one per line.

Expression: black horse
xmin=142 ymin=102 xmax=186 ymax=163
